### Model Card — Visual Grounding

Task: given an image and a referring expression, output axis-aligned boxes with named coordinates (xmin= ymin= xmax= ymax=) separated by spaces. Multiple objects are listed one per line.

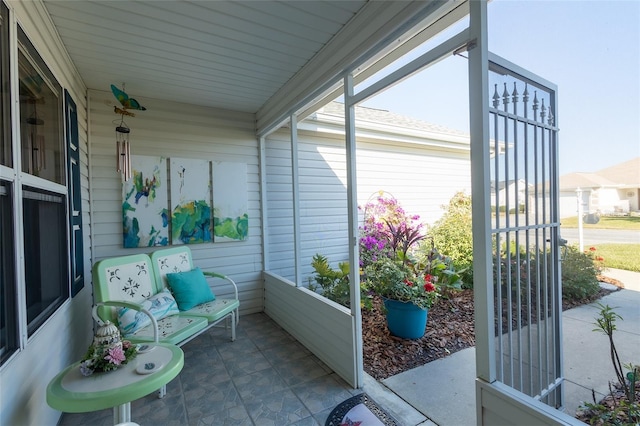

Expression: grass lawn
xmin=561 ymin=215 xmax=640 ymax=230
xmin=591 ymin=243 xmax=640 ymax=272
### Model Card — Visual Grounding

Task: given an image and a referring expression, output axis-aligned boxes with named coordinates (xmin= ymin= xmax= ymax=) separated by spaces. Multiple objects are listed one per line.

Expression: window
xmin=18 ymin=28 xmax=64 ymax=183
xmin=0 ymin=181 xmax=17 ymax=364
xmin=17 ymin=28 xmax=68 ymax=337
xmin=22 ymin=187 xmax=68 ymax=334
xmin=0 ymin=12 xmax=77 ymax=363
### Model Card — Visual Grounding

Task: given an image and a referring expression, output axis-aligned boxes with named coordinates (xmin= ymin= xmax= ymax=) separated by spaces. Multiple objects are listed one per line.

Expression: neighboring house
xmin=490 ymin=179 xmax=532 ymax=211
xmin=558 ymin=157 xmax=640 ymax=218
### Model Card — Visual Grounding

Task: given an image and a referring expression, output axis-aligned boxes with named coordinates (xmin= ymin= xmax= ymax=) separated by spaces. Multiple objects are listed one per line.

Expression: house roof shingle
xmin=560 ymin=157 xmax=640 ymax=190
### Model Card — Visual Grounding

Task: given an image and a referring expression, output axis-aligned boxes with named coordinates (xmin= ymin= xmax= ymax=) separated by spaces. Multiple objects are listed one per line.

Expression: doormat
xmin=325 ymin=393 xmax=399 ymax=426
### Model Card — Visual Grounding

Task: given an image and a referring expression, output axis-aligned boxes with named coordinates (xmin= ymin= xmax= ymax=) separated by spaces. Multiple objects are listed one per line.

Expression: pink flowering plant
xmin=360 ymin=193 xmax=463 ymax=309
xmin=359 ymin=193 xmax=419 ymax=267
xmin=79 ymin=339 xmax=137 ymax=376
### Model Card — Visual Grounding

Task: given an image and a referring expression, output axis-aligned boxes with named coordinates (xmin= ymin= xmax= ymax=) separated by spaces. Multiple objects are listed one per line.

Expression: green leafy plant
xmin=562 ymin=245 xmax=600 ymax=300
xmin=416 ymin=241 xmax=464 ymax=299
xmin=308 ymin=254 xmax=352 ymax=308
xmin=427 ymin=191 xmax=474 ymax=288
xmin=363 ymin=257 xmax=439 ymax=310
xmin=580 ymin=303 xmax=640 ymax=425
xmin=593 ymin=304 xmax=636 ymax=404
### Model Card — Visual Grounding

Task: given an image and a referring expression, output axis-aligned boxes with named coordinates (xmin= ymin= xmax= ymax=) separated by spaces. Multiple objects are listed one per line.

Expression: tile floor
xmin=59 ymin=313 xmax=360 ymax=426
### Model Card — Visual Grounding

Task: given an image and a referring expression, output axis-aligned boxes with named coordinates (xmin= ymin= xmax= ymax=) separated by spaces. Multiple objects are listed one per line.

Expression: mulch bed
xmin=363 ymin=274 xmax=623 ymax=381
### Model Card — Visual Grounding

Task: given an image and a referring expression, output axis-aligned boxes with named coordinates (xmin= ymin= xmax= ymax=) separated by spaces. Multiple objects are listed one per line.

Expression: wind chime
xmin=111 ymin=83 xmax=146 ymax=181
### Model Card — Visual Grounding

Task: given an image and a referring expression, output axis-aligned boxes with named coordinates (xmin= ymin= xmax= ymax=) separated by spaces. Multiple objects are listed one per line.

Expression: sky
xmin=360 ymin=0 xmax=640 ymax=176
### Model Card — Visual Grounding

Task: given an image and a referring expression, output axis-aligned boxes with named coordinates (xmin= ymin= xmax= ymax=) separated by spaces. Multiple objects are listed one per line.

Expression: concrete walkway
xmin=366 ymin=268 xmax=640 ymax=426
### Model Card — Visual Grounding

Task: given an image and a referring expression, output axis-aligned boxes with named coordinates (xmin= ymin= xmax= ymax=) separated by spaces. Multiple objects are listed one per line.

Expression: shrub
xmin=427 ymin=192 xmax=474 ymax=288
xmin=561 ymin=245 xmax=600 ymax=300
xmin=308 ymin=254 xmax=351 ymax=307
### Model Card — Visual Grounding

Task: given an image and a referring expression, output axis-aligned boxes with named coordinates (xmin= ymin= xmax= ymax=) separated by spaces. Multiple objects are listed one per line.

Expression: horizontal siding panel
xmin=264 ymin=125 xmax=471 ymax=282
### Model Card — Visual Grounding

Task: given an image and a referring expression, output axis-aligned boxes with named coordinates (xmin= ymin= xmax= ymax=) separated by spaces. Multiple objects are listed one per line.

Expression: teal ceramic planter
xmin=383 ymin=298 xmax=428 ymax=339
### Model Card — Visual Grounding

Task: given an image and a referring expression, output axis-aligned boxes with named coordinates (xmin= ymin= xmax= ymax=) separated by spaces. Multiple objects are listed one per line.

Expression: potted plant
xmin=363 ymin=257 xmax=438 ymax=339
xmin=359 ymin=192 xmax=463 ymax=339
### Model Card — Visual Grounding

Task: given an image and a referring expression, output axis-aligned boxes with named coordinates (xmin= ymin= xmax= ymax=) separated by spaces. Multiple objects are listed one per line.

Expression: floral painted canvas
xmin=169 ymin=157 xmax=212 ymax=245
xmin=122 ymin=155 xmax=169 ymax=248
xmin=212 ymin=161 xmax=248 ymax=242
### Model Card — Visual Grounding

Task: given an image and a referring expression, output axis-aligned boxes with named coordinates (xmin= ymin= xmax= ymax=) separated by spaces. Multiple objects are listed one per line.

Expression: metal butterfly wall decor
xmin=111 ymin=84 xmax=146 ymax=117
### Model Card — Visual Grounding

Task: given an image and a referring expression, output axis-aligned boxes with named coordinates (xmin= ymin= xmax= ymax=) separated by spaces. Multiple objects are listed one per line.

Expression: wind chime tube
xmin=116 ymin=124 xmax=131 ymax=181
xmin=116 ymin=138 xmax=121 ymax=171
xmin=125 ymin=139 xmax=131 ymax=182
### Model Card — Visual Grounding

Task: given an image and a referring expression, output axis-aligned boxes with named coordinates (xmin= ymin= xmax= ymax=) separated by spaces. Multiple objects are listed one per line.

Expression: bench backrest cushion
xmin=93 ymin=253 xmax=160 ymax=323
xmin=150 ymin=246 xmax=195 ymax=290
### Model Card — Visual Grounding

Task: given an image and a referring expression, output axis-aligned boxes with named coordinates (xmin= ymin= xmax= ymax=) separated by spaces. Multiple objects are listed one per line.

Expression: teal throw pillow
xmin=117 ymin=288 xmax=179 ymax=336
xmin=166 ymin=267 xmax=215 ymax=311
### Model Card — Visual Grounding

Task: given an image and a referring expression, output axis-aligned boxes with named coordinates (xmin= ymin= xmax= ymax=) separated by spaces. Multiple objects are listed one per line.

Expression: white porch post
xmin=344 ymin=73 xmax=363 ymax=388
xmin=259 ymin=136 xmax=270 ymax=270
xmin=576 ymin=187 xmax=584 ymax=252
xmin=290 ymin=115 xmax=302 ymax=286
xmin=468 ymin=0 xmax=495 ymax=385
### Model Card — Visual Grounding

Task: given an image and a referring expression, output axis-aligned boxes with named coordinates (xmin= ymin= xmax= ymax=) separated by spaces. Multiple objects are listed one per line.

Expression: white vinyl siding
xmin=264 ymin=125 xmax=471 ymax=287
xmin=88 ymin=89 xmax=264 ymax=314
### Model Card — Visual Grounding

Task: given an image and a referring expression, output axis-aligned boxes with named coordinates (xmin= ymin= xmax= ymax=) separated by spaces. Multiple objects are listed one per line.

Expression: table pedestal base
xmin=113 ymin=402 xmax=131 ymax=424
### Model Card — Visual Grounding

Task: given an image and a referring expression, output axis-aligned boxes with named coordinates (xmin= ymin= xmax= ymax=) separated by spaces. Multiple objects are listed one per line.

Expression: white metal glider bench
xmin=92 ymin=246 xmax=239 ymax=396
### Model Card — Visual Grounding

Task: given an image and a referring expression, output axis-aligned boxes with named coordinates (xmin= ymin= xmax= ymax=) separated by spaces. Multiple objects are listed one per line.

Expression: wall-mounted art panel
xmin=122 ymin=155 xmax=169 ymax=248
xmin=170 ymin=157 xmax=212 ymax=245
xmin=212 ymin=162 xmax=248 ymax=242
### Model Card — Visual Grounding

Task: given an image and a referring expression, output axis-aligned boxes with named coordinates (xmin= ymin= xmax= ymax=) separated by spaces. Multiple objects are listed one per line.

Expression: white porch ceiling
xmin=40 ymin=0 xmax=468 ymax=133
xmin=41 ymin=0 xmax=367 ymax=113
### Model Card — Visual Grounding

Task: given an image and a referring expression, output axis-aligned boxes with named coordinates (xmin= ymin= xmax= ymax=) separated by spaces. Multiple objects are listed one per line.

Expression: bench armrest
xmin=92 ymin=301 xmax=159 ymax=343
xmin=202 ymin=271 xmax=239 ymax=301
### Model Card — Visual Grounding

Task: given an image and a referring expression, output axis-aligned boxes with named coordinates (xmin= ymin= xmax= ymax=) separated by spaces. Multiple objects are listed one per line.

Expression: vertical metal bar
xmin=540 ymin=109 xmax=550 ymax=400
xmin=512 ymin=83 xmax=523 ymax=392
xmin=533 ymin=95 xmax=543 ymax=397
xmin=523 ymin=84 xmax=534 ymax=397
xmin=548 ymin=125 xmax=558 ymax=405
xmin=469 ymin=0 xmax=495 ymax=384
xmin=502 ymin=89 xmax=514 ymax=387
xmin=493 ymin=104 xmax=503 ymax=382
xmin=290 ymin=115 xmax=302 ymax=286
